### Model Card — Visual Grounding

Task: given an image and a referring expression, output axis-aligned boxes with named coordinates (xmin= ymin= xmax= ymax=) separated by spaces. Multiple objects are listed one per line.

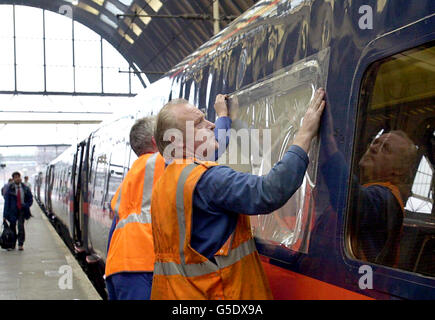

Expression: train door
xmin=79 ymin=137 xmax=92 ymax=254
xmin=342 ymin=15 xmax=435 ymax=299
xmin=71 ymin=141 xmax=86 ymax=251
xmin=45 ymin=165 xmax=54 ymax=215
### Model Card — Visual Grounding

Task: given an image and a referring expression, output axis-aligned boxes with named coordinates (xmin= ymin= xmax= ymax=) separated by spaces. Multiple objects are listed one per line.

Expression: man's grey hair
xmin=389 ymin=130 xmax=418 ymax=184
xmin=155 ymin=98 xmax=189 ymax=155
xmin=129 ymin=116 xmax=156 ymax=156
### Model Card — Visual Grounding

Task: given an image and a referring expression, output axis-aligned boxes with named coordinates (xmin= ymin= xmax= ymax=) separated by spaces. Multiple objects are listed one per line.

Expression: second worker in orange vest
xmin=105 ymin=117 xmax=165 ymax=300
xmin=151 ymin=89 xmax=326 ymax=299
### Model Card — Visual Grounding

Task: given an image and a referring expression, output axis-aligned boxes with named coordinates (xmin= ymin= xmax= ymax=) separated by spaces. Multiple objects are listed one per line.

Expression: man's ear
xmin=151 ymin=136 xmax=158 ymax=152
xmin=391 ymin=164 xmax=408 ymax=182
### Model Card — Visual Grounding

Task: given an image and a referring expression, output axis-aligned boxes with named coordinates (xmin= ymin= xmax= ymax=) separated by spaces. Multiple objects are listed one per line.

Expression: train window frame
xmin=345 ymin=42 xmax=435 ymax=278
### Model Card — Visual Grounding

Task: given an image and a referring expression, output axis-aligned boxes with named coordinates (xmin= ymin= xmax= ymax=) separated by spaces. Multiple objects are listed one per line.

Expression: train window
xmin=219 ymin=48 xmax=330 ymax=254
xmin=105 ymin=139 xmax=127 ymax=211
xmin=92 ymin=149 xmax=109 ymax=208
xmin=348 ymin=43 xmax=435 ymax=276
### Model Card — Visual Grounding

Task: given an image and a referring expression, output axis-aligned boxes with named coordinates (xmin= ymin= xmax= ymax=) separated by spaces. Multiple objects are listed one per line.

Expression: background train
xmin=34 ymin=0 xmax=435 ymax=299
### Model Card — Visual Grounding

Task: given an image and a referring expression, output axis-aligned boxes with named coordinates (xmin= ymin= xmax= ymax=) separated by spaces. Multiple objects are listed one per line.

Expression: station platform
xmin=0 ymin=198 xmax=101 ymax=300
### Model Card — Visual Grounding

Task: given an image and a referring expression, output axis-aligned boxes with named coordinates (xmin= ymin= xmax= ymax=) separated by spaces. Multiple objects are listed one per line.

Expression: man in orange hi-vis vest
xmin=105 ymin=117 xmax=165 ymax=300
xmin=320 ymin=120 xmax=418 ymax=267
xmin=105 ymin=96 xmax=233 ymax=300
xmin=150 ymin=89 xmax=326 ymax=300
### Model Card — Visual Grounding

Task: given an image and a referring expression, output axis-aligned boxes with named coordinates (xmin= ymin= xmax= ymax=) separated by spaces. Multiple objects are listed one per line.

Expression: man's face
xmin=177 ymin=103 xmax=217 ymax=160
xmin=13 ymin=175 xmax=21 ymax=184
xmin=359 ymin=133 xmax=408 ymax=183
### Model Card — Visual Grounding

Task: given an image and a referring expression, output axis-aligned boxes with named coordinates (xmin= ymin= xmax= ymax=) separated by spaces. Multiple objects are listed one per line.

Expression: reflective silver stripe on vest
xmin=115 ymin=153 xmax=158 ymax=231
xmin=154 ymin=239 xmax=257 ymax=277
xmin=176 ymin=163 xmax=198 ymax=264
xmin=154 ymin=162 xmax=258 ymax=278
xmin=214 ymin=238 xmax=256 ymax=269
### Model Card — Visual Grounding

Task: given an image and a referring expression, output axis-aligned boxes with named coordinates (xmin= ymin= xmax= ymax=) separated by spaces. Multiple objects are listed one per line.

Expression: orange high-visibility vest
xmin=363 ymin=182 xmax=405 ymax=212
xmin=105 ymin=152 xmax=165 ymax=277
xmin=362 ymin=182 xmax=405 ymax=266
xmin=150 ymin=159 xmax=273 ymax=300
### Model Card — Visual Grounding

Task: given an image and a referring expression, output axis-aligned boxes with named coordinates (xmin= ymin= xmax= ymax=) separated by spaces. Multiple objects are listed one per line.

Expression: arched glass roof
xmin=0 ymin=4 xmax=148 ymax=149
xmin=0 ymin=0 xmax=258 ymax=82
xmin=0 ymin=4 xmax=147 ymax=95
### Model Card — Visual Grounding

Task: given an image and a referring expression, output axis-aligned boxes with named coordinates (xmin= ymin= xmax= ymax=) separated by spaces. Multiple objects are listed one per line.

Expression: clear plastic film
xmin=218 ymin=48 xmax=330 ymax=253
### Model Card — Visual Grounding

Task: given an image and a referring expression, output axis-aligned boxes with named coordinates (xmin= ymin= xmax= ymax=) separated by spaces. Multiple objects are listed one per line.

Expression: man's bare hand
xmin=214 ymin=94 xmax=229 ymax=117
xmin=293 ymin=88 xmax=326 ymax=153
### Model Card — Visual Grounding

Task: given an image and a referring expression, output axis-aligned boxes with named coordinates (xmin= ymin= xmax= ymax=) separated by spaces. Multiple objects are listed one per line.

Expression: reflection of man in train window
xmin=356 ymin=131 xmax=418 ymax=266
xmin=322 ymin=124 xmax=417 ymax=267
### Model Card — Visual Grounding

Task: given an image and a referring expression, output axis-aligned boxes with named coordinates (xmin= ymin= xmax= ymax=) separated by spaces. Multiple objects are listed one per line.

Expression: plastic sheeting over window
xmin=219 ymin=48 xmax=330 ymax=253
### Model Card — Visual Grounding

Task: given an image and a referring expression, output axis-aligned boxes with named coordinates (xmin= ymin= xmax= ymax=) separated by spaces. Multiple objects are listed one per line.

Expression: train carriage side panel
xmin=166 ymin=0 xmax=435 ymax=299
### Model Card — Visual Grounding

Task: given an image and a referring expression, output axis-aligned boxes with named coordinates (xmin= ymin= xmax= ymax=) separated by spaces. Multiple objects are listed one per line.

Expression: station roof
xmin=0 ymin=0 xmax=257 ymax=83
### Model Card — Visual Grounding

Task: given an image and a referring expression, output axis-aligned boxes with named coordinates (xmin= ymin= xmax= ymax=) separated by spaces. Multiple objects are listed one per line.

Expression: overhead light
xmin=100 ymin=14 xmax=118 ymax=28
xmin=130 ymin=22 xmax=142 ymax=36
xmin=118 ymin=28 xmax=135 ymax=43
xmin=64 ymin=0 xmax=79 ymax=5
xmin=131 ymin=4 xmax=142 ymax=14
xmin=105 ymin=1 xmax=124 ymax=16
xmin=91 ymin=0 xmax=104 ymax=6
xmin=119 ymin=0 xmax=134 ymax=6
xmin=139 ymin=15 xmax=151 ymax=25
xmin=147 ymin=0 xmax=163 ymax=12
xmin=124 ymin=34 xmax=134 ymax=44
xmin=123 ymin=16 xmax=132 ymax=25
xmin=132 ymin=4 xmax=151 ymax=25
xmin=78 ymin=2 xmax=99 ymax=15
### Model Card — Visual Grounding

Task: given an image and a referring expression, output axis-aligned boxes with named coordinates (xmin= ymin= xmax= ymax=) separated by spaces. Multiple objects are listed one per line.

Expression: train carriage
xmin=37 ymin=0 xmax=435 ymax=299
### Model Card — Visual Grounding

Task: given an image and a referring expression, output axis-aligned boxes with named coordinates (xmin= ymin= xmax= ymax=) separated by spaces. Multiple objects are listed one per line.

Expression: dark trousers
xmin=106 ymin=272 xmax=153 ymax=300
xmin=10 ymin=210 xmax=25 ymax=247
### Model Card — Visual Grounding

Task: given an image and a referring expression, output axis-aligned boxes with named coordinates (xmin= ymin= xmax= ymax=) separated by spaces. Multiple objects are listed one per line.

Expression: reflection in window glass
xmin=230 ymin=85 xmax=314 ymax=250
xmin=349 ymin=43 xmax=435 ymax=277
xmin=406 ymin=156 xmax=433 ymax=214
